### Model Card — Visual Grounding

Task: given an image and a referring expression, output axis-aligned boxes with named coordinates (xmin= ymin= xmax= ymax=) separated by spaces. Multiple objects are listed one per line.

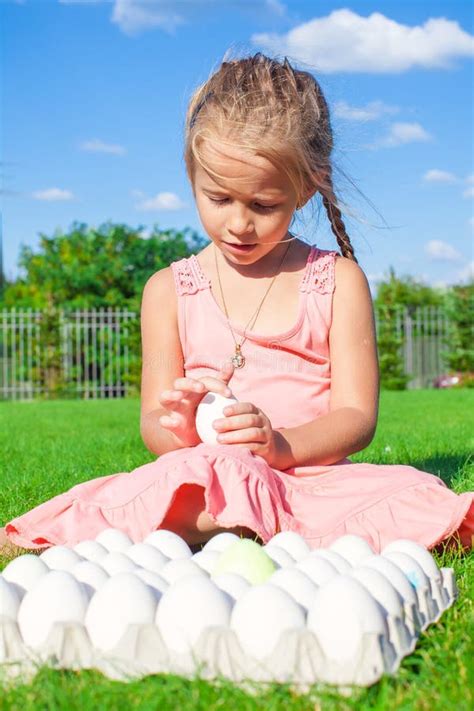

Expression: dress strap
xmin=299 ymin=247 xmax=338 ymax=295
xmin=170 ymin=256 xmax=211 ymax=296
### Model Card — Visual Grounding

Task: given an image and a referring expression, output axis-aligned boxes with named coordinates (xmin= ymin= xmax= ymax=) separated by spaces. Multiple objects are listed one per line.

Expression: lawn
xmin=0 ymin=390 xmax=473 ymax=710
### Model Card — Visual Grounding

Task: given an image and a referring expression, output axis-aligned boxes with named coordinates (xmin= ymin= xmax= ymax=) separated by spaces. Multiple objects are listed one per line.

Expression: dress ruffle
xmin=5 ymin=443 xmax=474 ymax=554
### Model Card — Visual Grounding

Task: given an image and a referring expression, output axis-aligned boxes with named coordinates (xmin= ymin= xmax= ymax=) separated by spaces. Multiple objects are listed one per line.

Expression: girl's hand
xmin=158 ymin=362 xmax=235 ymax=447
xmin=212 ymin=400 xmax=279 ymax=467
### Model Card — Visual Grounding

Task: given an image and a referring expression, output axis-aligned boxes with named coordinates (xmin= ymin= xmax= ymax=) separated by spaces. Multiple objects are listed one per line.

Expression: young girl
xmin=2 ymin=53 xmax=473 ymax=556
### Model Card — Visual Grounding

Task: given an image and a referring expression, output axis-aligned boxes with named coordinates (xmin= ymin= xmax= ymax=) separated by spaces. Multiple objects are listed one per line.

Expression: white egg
xmin=0 ymin=576 xmax=22 ymax=620
xmin=231 ymin=583 xmax=306 ymax=661
xmin=296 ymin=556 xmax=338 ymax=586
xmin=266 ymin=531 xmax=310 ymax=562
xmin=18 ymin=571 xmax=89 ymax=649
xmin=350 ymin=566 xmax=412 ymax=656
xmin=262 ymin=545 xmax=296 ymax=569
xmin=360 ymin=555 xmax=422 ymax=637
xmin=73 ymin=540 xmax=108 ymax=562
xmin=382 ymin=551 xmax=436 ymax=627
xmin=125 ymin=543 xmax=169 ymax=573
xmin=95 ymin=528 xmax=133 ymax=552
xmin=202 ymin=532 xmax=240 ymax=553
xmin=72 ymin=560 xmax=109 ymax=591
xmin=2 ymin=554 xmax=49 ymax=593
xmin=39 ymin=546 xmax=84 ymax=572
xmin=362 ymin=555 xmax=419 ymax=609
xmin=382 ymin=539 xmax=442 ymax=585
xmin=134 ymin=568 xmax=169 ymax=597
xmin=329 ymin=535 xmax=375 ymax=566
xmin=85 ymin=572 xmax=158 ymax=651
xmin=308 ymin=549 xmax=352 ymax=574
xmin=211 ymin=573 xmax=250 ymax=602
xmin=195 ymin=391 xmax=239 ymax=445
xmin=160 ymin=558 xmax=208 ymax=585
xmin=350 ymin=567 xmax=405 ymax=619
xmin=307 ymin=575 xmax=389 ymax=663
xmin=100 ymin=552 xmax=138 ymax=575
xmin=382 ymin=551 xmax=431 ymax=593
xmin=143 ymin=530 xmax=192 ymax=560
xmin=269 ymin=567 xmax=318 ymax=611
xmin=192 ymin=550 xmax=220 ymax=575
xmin=156 ymin=575 xmax=232 ymax=654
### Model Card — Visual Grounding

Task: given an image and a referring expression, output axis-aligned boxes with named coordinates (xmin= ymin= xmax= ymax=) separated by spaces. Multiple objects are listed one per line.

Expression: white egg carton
xmin=0 ymin=530 xmax=458 ymax=693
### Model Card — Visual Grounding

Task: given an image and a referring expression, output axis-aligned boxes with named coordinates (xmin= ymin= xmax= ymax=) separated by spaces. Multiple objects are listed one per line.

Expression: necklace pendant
xmin=231 ymin=345 xmax=245 ymax=368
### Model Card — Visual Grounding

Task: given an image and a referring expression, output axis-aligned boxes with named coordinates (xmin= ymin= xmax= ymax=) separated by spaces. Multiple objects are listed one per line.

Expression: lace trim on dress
xmin=299 ymin=248 xmax=338 ymax=295
xmin=172 ymin=257 xmax=210 ymax=296
xmin=173 ymin=248 xmax=337 ymax=296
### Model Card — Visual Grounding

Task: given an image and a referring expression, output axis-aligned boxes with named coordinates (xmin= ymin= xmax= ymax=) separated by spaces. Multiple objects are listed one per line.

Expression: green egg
xmin=213 ymin=539 xmax=276 ymax=585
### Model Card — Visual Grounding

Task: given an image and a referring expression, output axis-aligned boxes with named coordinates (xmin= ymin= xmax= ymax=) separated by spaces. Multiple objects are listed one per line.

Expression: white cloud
xmin=466 ymin=174 xmax=474 ymax=184
xmin=371 ymin=122 xmax=432 ymax=148
xmin=61 ymin=0 xmax=284 ymax=35
xmin=463 ymin=186 xmax=474 ymax=199
xmin=425 ymin=240 xmax=462 ymax=262
xmin=423 ymin=169 xmax=457 ymax=183
xmin=80 ymin=138 xmax=126 ymax=155
xmin=31 ymin=188 xmax=74 ymax=201
xmin=333 ymin=100 xmax=399 ymax=121
xmin=135 ymin=191 xmax=187 ymax=211
xmin=265 ymin=0 xmax=286 ymax=16
xmin=111 ymin=0 xmax=184 ymax=35
xmin=469 ymin=217 xmax=474 ymax=228
xmin=252 ymin=9 xmax=474 ymax=73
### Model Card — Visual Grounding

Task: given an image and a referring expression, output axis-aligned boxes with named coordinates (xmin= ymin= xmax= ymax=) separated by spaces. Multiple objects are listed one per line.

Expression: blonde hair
xmin=184 ymin=52 xmax=357 ymax=262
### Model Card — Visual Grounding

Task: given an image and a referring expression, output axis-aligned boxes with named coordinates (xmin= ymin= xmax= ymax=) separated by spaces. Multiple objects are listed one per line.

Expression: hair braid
xmin=321 ymin=177 xmax=358 ymax=263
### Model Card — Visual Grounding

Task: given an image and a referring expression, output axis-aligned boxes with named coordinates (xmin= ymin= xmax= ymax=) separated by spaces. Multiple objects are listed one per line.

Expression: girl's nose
xmin=227 ymin=206 xmax=254 ymax=236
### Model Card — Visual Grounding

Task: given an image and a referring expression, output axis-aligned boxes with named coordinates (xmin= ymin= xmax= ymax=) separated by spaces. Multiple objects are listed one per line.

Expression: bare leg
xmin=159 ymin=484 xmax=263 ymax=547
xmin=0 ymin=526 xmax=43 ymax=560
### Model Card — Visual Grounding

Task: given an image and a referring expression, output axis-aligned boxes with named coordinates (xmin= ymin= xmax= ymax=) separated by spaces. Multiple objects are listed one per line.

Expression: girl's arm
xmin=274 ymin=256 xmax=380 ymax=470
xmin=140 ymin=267 xmax=190 ymax=456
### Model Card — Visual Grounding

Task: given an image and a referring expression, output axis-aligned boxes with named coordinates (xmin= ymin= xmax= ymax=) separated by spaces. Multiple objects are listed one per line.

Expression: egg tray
xmin=0 ymin=532 xmax=459 ymax=694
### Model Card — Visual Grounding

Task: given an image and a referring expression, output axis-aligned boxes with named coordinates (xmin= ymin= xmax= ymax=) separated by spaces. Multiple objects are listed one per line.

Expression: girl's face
xmin=192 ymin=139 xmax=299 ymax=267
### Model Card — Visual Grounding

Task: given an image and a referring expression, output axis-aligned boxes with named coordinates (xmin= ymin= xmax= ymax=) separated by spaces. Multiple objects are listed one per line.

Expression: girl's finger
xmin=173 ymin=378 xmax=205 ymax=393
xmin=159 ymin=415 xmax=180 ymax=428
xmin=217 ymin=427 xmax=263 ymax=444
xmin=159 ymin=390 xmax=183 ymax=404
xmin=198 ymin=377 xmax=232 ymax=397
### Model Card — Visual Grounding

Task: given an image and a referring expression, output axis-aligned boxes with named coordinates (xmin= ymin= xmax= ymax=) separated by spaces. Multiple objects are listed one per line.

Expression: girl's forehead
xmin=194 ymin=139 xmax=291 ymax=195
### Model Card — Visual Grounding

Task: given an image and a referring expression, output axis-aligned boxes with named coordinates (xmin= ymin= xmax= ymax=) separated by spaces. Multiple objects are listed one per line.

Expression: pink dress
xmin=5 ymin=247 xmax=474 ymax=553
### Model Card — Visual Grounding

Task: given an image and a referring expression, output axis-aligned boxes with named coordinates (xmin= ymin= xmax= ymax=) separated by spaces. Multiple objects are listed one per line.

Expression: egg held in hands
xmin=195 ymin=391 xmax=239 ymax=445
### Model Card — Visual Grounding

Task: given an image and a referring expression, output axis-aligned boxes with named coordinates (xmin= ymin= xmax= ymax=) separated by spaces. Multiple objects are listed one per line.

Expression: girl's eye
xmin=208 ymin=197 xmax=277 ymax=212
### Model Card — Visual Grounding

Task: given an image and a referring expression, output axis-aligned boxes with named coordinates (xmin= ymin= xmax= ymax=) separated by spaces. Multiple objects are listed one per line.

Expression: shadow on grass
xmin=408 ymin=454 xmax=472 ymax=488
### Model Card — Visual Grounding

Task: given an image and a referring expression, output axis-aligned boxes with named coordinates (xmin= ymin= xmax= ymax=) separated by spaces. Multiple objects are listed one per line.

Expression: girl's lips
xmin=224 ymin=242 xmax=256 ymax=252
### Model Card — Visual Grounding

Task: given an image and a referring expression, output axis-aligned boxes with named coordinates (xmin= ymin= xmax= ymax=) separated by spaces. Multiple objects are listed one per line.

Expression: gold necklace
xmin=213 ymin=239 xmax=293 ymax=368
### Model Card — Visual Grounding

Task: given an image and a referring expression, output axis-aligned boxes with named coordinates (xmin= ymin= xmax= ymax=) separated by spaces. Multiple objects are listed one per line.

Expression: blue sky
xmin=2 ymin=0 xmax=473 ymax=294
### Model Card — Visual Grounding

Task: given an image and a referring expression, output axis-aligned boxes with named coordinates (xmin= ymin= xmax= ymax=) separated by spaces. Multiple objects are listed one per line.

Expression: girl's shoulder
xmin=333 ymin=254 xmax=370 ymax=295
xmin=169 ymin=253 xmax=210 ymax=296
xmin=301 ymin=245 xmax=340 ymax=295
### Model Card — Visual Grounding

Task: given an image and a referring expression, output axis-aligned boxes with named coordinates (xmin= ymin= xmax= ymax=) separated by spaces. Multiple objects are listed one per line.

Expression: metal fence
xmin=374 ymin=305 xmax=452 ymax=389
xmin=1 ymin=306 xmax=453 ymax=401
xmin=0 ymin=308 xmax=137 ymax=401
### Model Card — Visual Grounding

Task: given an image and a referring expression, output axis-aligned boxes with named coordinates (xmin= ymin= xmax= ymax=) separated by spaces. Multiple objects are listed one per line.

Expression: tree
xmin=442 ymin=282 xmax=474 ymax=383
xmin=374 ymin=266 xmax=445 ymax=311
xmin=373 ymin=267 xmax=445 ymax=390
xmin=0 ymin=221 xmax=207 ymax=310
xmin=0 ymin=222 xmax=208 ymax=398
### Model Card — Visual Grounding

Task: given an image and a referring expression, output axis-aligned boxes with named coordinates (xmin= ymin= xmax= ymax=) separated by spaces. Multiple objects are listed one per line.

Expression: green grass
xmin=0 ymin=390 xmax=473 ymax=710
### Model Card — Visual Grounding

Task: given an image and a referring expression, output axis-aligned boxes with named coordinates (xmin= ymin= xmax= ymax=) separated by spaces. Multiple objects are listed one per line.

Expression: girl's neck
xmin=213 ymin=234 xmax=298 ymax=280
